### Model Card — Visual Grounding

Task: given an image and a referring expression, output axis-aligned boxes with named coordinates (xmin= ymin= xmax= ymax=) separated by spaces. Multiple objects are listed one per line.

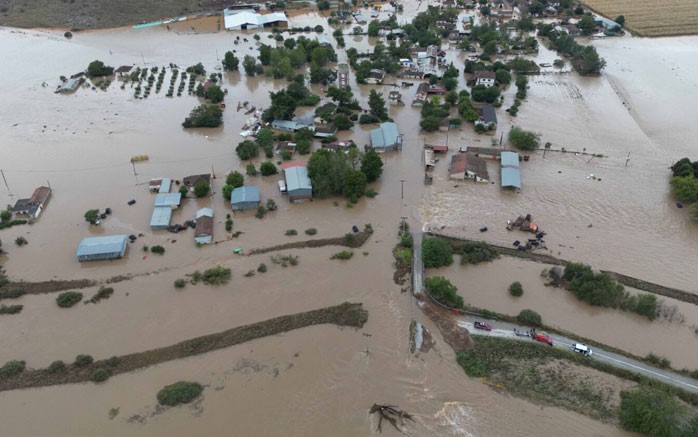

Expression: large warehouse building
xmin=76 ymin=235 xmax=128 ymax=262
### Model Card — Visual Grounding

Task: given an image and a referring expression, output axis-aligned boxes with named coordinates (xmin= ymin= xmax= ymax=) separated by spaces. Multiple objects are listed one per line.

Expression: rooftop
xmin=154 ymin=193 xmax=182 ymax=208
xmin=224 ymin=11 xmax=287 ymax=29
xmin=369 ymin=122 xmax=399 ymax=149
xmin=76 ymin=235 xmax=128 ymax=258
xmin=231 ymin=186 xmax=261 ymax=204
xmin=284 ymin=165 xmax=312 ymax=192
xmin=182 ymin=174 xmax=211 ymax=188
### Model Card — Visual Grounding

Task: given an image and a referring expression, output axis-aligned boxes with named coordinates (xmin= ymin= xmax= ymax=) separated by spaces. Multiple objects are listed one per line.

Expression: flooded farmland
xmin=0 ymin=6 xmax=695 ymax=435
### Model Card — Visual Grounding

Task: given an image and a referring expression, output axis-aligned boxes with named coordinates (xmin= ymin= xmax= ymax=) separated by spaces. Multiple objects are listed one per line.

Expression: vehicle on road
xmin=474 ymin=321 xmax=492 ymax=331
xmin=533 ymin=333 xmax=553 ymax=346
xmin=572 ymin=343 xmax=593 ymax=356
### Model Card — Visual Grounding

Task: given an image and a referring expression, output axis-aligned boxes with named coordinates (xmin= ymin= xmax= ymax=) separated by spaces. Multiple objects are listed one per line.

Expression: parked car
xmin=473 ymin=321 xmax=492 ymax=331
xmin=572 ymin=343 xmax=592 ymax=356
xmin=533 ymin=333 xmax=553 ymax=346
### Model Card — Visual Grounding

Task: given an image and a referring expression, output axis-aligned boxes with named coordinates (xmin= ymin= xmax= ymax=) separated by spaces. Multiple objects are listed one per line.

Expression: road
xmin=412 ymin=227 xmax=423 ymax=296
xmin=457 ymin=317 xmax=698 ymax=394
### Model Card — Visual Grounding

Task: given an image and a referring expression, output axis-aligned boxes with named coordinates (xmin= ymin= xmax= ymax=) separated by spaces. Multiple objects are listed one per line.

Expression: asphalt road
xmin=458 ymin=318 xmax=698 ymax=394
xmin=412 ymin=228 xmax=423 ymax=296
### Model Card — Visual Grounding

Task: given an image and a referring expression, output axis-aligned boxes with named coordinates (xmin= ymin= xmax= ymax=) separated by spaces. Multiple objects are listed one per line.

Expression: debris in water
xmin=369 ymin=404 xmax=414 ymax=433
xmin=677 ymin=203 xmax=684 ymax=208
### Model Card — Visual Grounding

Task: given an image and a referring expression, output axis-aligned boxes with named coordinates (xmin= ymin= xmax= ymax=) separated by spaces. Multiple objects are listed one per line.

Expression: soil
xmin=418 ymin=297 xmax=473 ymax=353
xmin=248 ymin=231 xmax=371 ymax=255
xmin=0 ymin=302 xmax=368 ymax=392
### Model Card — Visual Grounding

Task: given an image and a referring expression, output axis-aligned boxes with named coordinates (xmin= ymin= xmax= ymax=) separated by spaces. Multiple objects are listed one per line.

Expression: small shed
xmin=231 ymin=186 xmax=261 ymax=211
xmin=284 ymin=165 xmax=312 ymax=202
xmin=195 ymin=208 xmax=214 ymax=244
xmin=76 ymin=235 xmax=128 ymax=262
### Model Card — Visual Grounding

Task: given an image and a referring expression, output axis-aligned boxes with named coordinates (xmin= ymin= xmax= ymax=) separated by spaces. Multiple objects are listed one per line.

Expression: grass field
xmin=581 ymin=0 xmax=698 ymax=37
xmin=0 ymin=0 xmax=205 ymax=29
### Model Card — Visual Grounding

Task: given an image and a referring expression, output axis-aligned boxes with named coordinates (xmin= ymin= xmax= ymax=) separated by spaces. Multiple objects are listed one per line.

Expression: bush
xmin=174 ymin=279 xmax=187 ymax=288
xmin=645 ymin=353 xmax=671 ymax=369
xmin=366 ymin=188 xmax=378 ymax=198
xmin=200 ymin=266 xmax=232 ymax=285
xmin=75 ymin=354 xmax=94 ymax=367
xmin=517 ymin=309 xmax=542 ymax=326
xmin=0 ymin=289 xmax=25 ymax=300
xmin=0 ymin=304 xmax=23 ymax=314
xmin=48 ymin=360 xmax=66 ymax=373
xmin=265 ymin=199 xmax=278 ymax=211
xmin=395 ymin=248 xmax=412 ymax=265
xmin=331 ymin=250 xmax=354 ymax=260
xmin=193 ymin=181 xmax=210 ymax=197
xmin=84 ymin=209 xmax=100 ymax=223
xmin=56 ymin=291 xmax=83 ymax=308
xmin=151 ymin=245 xmax=165 ymax=254
xmin=619 ymin=385 xmax=688 ymax=437
xmin=508 ymin=126 xmax=540 ymax=151
xmin=509 ymin=281 xmax=523 ymax=297
xmin=459 ymin=242 xmax=498 ymax=264
xmin=425 ymin=276 xmax=464 ymax=308
xmin=304 ymin=228 xmax=317 ymax=236
xmin=157 ymin=381 xmax=204 ymax=406
xmin=285 ymin=229 xmax=298 ymax=236
xmin=0 ymin=360 xmax=25 ymax=378
xmin=246 ymin=163 xmax=258 ymax=176
xmin=106 ymin=356 xmax=121 ymax=367
xmin=182 ymin=104 xmax=223 ymax=128
xmin=14 ymin=236 xmax=27 ymax=246
xmin=91 ymin=368 xmax=111 ymax=383
xmin=422 ymin=237 xmax=453 ymax=268
xmin=255 ymin=206 xmax=267 ymax=219
xmin=260 ymin=161 xmax=278 ymax=176
xmin=257 ymin=263 xmax=267 ymax=273
xmin=88 ymin=286 xmax=114 ymax=304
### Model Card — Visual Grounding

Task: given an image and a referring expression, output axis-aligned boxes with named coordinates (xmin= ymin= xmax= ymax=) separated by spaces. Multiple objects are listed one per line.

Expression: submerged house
xmin=12 ymin=186 xmax=51 ymax=219
xmin=449 ymin=153 xmax=489 ymax=182
xmin=365 ymin=69 xmax=385 ymax=85
xmin=194 ymin=208 xmax=214 ymax=244
xmin=150 ymin=192 xmax=182 ymax=230
xmin=76 ymin=235 xmax=128 ymax=262
xmin=412 ymin=83 xmax=429 ymax=107
xmin=337 ymin=63 xmax=350 ymax=89
xmin=283 ymin=164 xmax=312 ymax=202
xmin=501 ymin=151 xmax=521 ymax=189
xmin=231 ymin=186 xmax=260 ymax=211
xmin=271 ymin=119 xmax=314 ymax=132
xmin=369 ymin=122 xmax=400 ymax=152
xmin=182 ymin=174 xmax=211 ymax=192
xmin=475 ymin=104 xmax=498 ymax=129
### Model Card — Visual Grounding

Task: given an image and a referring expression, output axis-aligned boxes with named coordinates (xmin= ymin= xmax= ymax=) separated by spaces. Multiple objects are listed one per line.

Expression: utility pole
xmin=625 ymin=152 xmax=631 ymax=167
xmin=1 ymin=170 xmax=12 ymax=198
xmin=400 ymin=179 xmax=405 ymax=199
xmin=131 ymin=161 xmax=138 ymax=176
xmin=141 ymin=54 xmax=146 ymax=66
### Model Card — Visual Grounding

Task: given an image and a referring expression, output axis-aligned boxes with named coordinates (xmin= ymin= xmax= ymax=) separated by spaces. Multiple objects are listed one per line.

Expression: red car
xmin=474 ymin=321 xmax=492 ymax=331
xmin=533 ymin=333 xmax=553 ymax=346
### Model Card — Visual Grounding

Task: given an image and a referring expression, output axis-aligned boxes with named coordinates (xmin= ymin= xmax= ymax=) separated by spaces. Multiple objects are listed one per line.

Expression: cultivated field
xmin=582 ymin=0 xmax=698 ymax=37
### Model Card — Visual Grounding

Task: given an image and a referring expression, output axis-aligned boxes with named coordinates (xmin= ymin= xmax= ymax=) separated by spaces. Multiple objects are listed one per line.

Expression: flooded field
xmin=430 ymin=256 xmax=698 ymax=369
xmin=0 ymin=7 xmax=692 ymax=435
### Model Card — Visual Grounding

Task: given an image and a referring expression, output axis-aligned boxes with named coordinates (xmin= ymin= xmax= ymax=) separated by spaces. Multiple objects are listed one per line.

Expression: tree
xmin=84 ymin=209 xmax=99 ymax=223
xmin=226 ymin=171 xmax=244 ymax=188
xmin=517 ymin=309 xmax=542 ymax=326
xmin=206 ymin=85 xmax=224 ymax=103
xmin=334 ymin=114 xmax=354 ymax=130
xmin=242 ymin=55 xmax=257 ymax=76
xmin=360 ymin=150 xmax=383 ymax=182
xmin=443 ymin=77 xmax=458 ymax=91
xmin=222 ymin=184 xmax=234 ymax=201
xmin=186 ymin=63 xmax=206 ymax=75
xmin=508 ymin=126 xmax=540 ymax=151
xmin=327 ymin=86 xmax=354 ymax=107
xmin=422 ymin=237 xmax=453 ymax=268
xmin=194 ymin=181 xmax=210 ymax=197
xmin=255 ymin=128 xmax=274 ymax=149
xmin=480 ymin=6 xmax=491 ymax=16
xmin=0 ymin=209 xmax=12 ymax=223
xmin=343 ymin=170 xmax=367 ymax=202
xmin=260 ymin=161 xmax=278 ymax=176
xmin=670 ymin=176 xmax=698 ymax=202
xmin=222 ymin=51 xmax=239 ymax=71
xmin=236 ymin=140 xmax=259 ymax=160
xmin=424 ymin=276 xmax=463 ymax=308
xmin=87 ymin=60 xmax=114 ymax=77
xmin=157 ymin=381 xmax=204 ymax=406
xmin=619 ymin=385 xmax=688 ymax=437
xmin=615 ymin=15 xmax=625 ymax=27
xmin=420 ymin=116 xmax=441 ymax=132
xmin=509 ymin=281 xmax=524 ymax=297
xmin=262 ymin=90 xmax=297 ymax=122
xmin=572 ymin=46 xmax=606 ymax=76
xmin=578 ymin=15 xmax=596 ymax=35
xmin=367 ymin=20 xmax=381 ymax=37
xmin=182 ymin=105 xmax=223 ymax=128
xmin=368 ymin=90 xmax=388 ymax=121
xmin=317 ymin=0 xmax=330 ymax=10
xmin=495 ymin=69 xmax=511 ymax=85
xmin=445 ymin=90 xmax=458 ymax=106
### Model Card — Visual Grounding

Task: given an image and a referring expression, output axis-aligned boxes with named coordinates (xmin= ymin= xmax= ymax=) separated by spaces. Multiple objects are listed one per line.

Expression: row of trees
xmin=262 ymin=76 xmax=320 ymax=122
xmin=538 ymin=23 xmax=606 ymax=75
xmin=670 ymin=157 xmax=698 ymax=217
xmin=306 ymin=148 xmax=383 ymax=203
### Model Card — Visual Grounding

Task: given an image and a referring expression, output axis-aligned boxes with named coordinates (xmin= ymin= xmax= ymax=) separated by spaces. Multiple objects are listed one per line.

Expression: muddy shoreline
xmin=248 ymin=232 xmax=371 ymax=255
xmin=0 ymin=302 xmax=367 ymax=392
xmin=431 ymin=233 xmax=698 ymax=306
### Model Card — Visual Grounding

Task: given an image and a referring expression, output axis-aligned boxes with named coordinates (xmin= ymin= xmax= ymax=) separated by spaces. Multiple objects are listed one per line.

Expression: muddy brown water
xmin=0 ymin=11 xmax=688 ymax=435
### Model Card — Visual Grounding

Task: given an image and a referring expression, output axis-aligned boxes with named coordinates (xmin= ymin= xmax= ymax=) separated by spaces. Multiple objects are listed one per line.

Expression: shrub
xmin=285 ymin=229 xmax=298 ymax=236
xmin=459 ymin=242 xmax=498 ymax=264
xmin=0 ymin=304 xmax=23 ymax=314
xmin=304 ymin=228 xmax=317 ymax=236
xmin=331 ymin=250 xmax=354 ymax=260
xmin=225 ymin=218 xmax=233 ymax=232
xmin=14 ymin=236 xmax=27 ymax=246
xmin=48 ymin=360 xmax=66 ymax=373
xmin=265 ymin=199 xmax=278 ymax=211
xmin=645 ymin=353 xmax=671 ymax=369
xmin=56 ymin=291 xmax=83 ymax=308
xmin=151 ymin=245 xmax=165 ymax=254
xmin=201 ymin=266 xmax=232 ymax=285
xmin=75 ymin=354 xmax=94 ymax=367
xmin=106 ymin=356 xmax=121 ymax=367
xmin=174 ymin=279 xmax=187 ymax=288
xmin=142 ymin=245 xmax=149 ymax=252
xmin=395 ymin=248 xmax=412 ymax=265
xmin=91 ymin=368 xmax=111 ymax=383
xmin=508 ymin=281 xmax=523 ymax=297
xmin=619 ymin=385 xmax=688 ymax=437
xmin=363 ymin=223 xmax=374 ymax=234
xmin=84 ymin=209 xmax=100 ymax=223
xmin=260 ymin=161 xmax=278 ymax=176
xmin=425 ymin=276 xmax=464 ymax=308
xmin=422 ymin=237 xmax=453 ymax=268
xmin=244 ymin=270 xmax=255 ymax=277
xmin=246 ymin=163 xmax=258 ymax=176
xmin=193 ymin=181 xmax=210 ymax=197
xmin=157 ymin=381 xmax=204 ymax=406
xmin=0 ymin=360 xmax=25 ymax=378
xmin=517 ymin=309 xmax=542 ymax=326
xmin=88 ymin=286 xmax=114 ymax=304
xmin=255 ymin=205 xmax=267 ymax=219
xmin=257 ymin=263 xmax=267 ymax=273
xmin=0 ymin=288 xmax=25 ymax=300
xmin=365 ymin=188 xmax=378 ymax=198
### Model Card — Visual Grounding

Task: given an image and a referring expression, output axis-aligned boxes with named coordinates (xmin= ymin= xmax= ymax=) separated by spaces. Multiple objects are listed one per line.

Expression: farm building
xmin=501 ymin=151 xmax=521 ymax=189
xmin=154 ymin=193 xmax=182 ymax=208
xmin=449 ymin=153 xmax=489 ymax=182
xmin=369 ymin=122 xmax=400 ymax=152
xmin=194 ymin=208 xmax=214 ymax=244
xmin=55 ymin=77 xmax=83 ymax=93
xmin=150 ymin=206 xmax=173 ymax=230
xmin=12 ymin=186 xmax=51 ymax=219
xmin=388 ymin=91 xmax=403 ymax=105
xmin=231 ymin=186 xmax=261 ymax=211
xmin=460 ymin=146 xmax=501 ymax=159
xmin=271 ymin=120 xmax=314 ymax=132
xmin=412 ymin=83 xmax=429 ymax=107
xmin=223 ymin=10 xmax=287 ymax=30
xmin=76 ymin=235 xmax=128 ymax=262
xmin=284 ymin=164 xmax=312 ymax=202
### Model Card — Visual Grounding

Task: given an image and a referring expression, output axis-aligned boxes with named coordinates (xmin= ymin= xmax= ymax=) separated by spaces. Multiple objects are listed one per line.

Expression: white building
xmin=223 ymin=11 xmax=288 ymax=30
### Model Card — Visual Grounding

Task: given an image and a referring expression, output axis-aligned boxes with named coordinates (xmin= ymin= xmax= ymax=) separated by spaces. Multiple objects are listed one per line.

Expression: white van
xmin=572 ymin=343 xmax=592 ymax=357
xmin=278 ymin=180 xmax=287 ymax=193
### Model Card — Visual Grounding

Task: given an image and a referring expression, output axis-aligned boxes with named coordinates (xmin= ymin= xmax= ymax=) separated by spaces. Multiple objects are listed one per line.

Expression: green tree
xmin=509 ymin=281 xmax=524 ymax=297
xmin=445 ymin=90 xmax=458 ymax=106
xmin=425 ymin=276 xmax=464 ymax=308
xmin=619 ymin=385 xmax=688 ymax=437
xmin=260 ymin=161 xmax=278 ymax=176
xmin=517 ymin=309 xmax=542 ymax=326
xmin=222 ymin=51 xmax=239 ymax=71
xmin=226 ymin=171 xmax=244 ymax=188
xmin=222 ymin=184 xmax=234 ymax=201
xmin=480 ymin=5 xmax=491 ymax=16
xmin=262 ymin=90 xmax=297 ymax=122
xmin=157 ymin=381 xmax=204 ymax=406
xmin=84 ymin=209 xmax=99 ymax=223
xmin=671 ymin=176 xmax=698 ymax=202
xmin=242 ymin=55 xmax=257 ymax=76
xmin=615 ymin=15 xmax=625 ymax=27
xmin=236 ymin=140 xmax=259 ymax=160
xmin=368 ymin=90 xmax=388 ymax=121
xmin=255 ymin=128 xmax=274 ymax=149
xmin=87 ymin=60 xmax=114 ymax=77
xmin=495 ymin=69 xmax=511 ymax=85
xmin=367 ymin=20 xmax=381 ymax=37
xmin=572 ymin=46 xmax=606 ymax=76
xmin=206 ymin=85 xmax=225 ymax=103
xmin=422 ymin=237 xmax=453 ymax=268
xmin=0 ymin=209 xmax=12 ymax=223
xmin=334 ymin=113 xmax=354 ymax=130
xmin=343 ymin=170 xmax=367 ymax=202
xmin=182 ymin=104 xmax=223 ymax=128
xmin=578 ymin=15 xmax=596 ymax=35
xmin=508 ymin=126 xmax=540 ymax=151
xmin=194 ymin=181 xmax=210 ymax=197
xmin=360 ymin=150 xmax=383 ymax=182
xmin=420 ymin=116 xmax=441 ymax=132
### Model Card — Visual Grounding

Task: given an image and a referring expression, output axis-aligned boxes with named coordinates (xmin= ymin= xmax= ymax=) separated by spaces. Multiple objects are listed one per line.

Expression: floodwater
xmin=431 ymin=257 xmax=698 ymax=369
xmin=0 ymin=6 xmax=686 ymax=435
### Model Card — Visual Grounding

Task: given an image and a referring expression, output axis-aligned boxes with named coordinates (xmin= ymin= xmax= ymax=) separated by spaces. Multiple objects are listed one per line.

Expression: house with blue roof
xmin=369 ymin=122 xmax=400 ymax=152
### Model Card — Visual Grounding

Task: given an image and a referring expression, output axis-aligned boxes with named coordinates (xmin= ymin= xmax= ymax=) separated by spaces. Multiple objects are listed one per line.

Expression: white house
xmin=223 ymin=11 xmax=287 ymax=30
xmin=472 ymin=70 xmax=496 ymax=87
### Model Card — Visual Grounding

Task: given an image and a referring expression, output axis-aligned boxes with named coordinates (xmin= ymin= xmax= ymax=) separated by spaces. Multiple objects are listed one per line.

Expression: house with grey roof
xmin=231 ymin=186 xmax=260 ymax=211
xmin=283 ymin=165 xmax=312 ymax=202
xmin=76 ymin=235 xmax=128 ymax=262
xmin=501 ymin=151 xmax=521 ymax=189
xmin=476 ymin=104 xmax=497 ymax=129
xmin=12 ymin=186 xmax=51 ymax=219
xmin=271 ymin=120 xmax=314 ymax=132
xmin=369 ymin=122 xmax=400 ymax=152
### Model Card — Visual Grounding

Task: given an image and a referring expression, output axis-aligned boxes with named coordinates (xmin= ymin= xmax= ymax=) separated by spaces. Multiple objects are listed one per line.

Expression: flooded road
xmin=0 ymin=8 xmax=688 ymax=436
